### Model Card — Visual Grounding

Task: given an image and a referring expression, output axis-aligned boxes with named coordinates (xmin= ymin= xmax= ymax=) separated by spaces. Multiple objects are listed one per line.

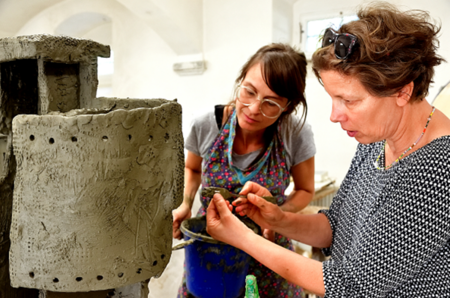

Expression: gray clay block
xmin=0 ymin=34 xmax=110 ymax=63
xmin=9 ymin=100 xmax=184 ymax=292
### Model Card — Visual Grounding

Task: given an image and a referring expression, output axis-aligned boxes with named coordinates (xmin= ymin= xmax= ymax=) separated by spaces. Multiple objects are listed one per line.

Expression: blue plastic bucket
xmin=180 ymin=216 xmax=257 ymax=298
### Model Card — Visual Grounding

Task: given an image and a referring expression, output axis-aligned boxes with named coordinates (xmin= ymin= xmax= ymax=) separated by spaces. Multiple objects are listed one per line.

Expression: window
xmin=300 ymin=14 xmax=358 ymax=59
xmin=97 ymin=50 xmax=114 ymax=97
xmin=98 ymin=50 xmax=114 ymax=76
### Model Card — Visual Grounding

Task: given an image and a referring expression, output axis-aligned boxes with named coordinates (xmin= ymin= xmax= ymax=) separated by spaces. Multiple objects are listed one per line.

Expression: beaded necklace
xmin=374 ymin=106 xmax=436 ymax=170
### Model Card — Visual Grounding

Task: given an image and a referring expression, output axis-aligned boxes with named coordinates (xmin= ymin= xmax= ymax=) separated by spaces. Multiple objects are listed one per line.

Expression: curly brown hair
xmin=312 ymin=2 xmax=445 ymax=101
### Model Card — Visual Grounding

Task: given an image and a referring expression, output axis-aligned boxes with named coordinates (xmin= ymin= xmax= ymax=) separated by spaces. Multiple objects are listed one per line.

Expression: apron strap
xmin=214 ymin=105 xmax=225 ymax=130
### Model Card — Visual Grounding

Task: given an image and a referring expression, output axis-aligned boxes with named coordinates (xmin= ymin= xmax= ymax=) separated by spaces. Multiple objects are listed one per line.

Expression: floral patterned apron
xmin=178 ymin=110 xmax=303 ymax=298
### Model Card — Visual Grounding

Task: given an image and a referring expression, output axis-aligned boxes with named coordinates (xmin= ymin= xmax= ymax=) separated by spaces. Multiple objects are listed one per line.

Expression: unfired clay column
xmin=0 ymin=34 xmax=109 ymax=297
xmin=0 ymin=35 xmax=116 ymax=298
xmin=1 ymin=35 xmax=184 ymax=298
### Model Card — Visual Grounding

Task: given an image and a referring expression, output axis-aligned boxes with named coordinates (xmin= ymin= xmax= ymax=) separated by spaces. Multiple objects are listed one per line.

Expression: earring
xmin=400 ymin=91 xmax=411 ymax=97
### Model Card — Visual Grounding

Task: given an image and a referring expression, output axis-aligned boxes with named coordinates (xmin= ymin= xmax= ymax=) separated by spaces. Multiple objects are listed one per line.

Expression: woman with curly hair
xmin=207 ymin=2 xmax=450 ymax=297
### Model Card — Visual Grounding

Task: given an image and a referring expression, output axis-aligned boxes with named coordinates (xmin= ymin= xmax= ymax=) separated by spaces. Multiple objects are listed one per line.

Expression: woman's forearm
xmin=183 ymin=167 xmax=202 ymax=208
xmin=280 ymin=188 xmax=314 ymax=213
xmin=236 ymin=229 xmax=325 ymax=296
xmin=282 ymin=157 xmax=315 ymax=213
xmin=271 ymin=212 xmax=333 ymax=249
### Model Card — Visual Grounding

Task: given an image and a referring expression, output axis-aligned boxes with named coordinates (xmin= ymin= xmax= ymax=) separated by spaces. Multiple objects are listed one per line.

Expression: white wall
xmin=15 ymin=0 xmax=450 ymax=185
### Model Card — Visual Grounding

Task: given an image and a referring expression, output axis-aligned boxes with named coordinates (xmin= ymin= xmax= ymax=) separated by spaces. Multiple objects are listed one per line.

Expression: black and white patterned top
xmin=320 ymin=136 xmax=450 ymax=297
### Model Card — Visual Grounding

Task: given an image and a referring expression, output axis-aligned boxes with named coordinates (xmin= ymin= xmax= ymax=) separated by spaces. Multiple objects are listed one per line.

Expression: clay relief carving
xmin=0 ymin=34 xmax=184 ymax=296
xmin=10 ymin=103 xmax=184 ymax=291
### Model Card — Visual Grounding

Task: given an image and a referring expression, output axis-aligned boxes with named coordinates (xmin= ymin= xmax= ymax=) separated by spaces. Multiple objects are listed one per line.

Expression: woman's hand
xmin=206 ymin=194 xmax=251 ymax=248
xmin=172 ymin=203 xmax=192 ymax=239
xmin=233 ymin=181 xmax=286 ymax=230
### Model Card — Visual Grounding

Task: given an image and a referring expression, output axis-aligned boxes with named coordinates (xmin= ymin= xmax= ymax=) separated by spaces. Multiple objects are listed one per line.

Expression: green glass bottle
xmin=245 ymin=275 xmax=259 ymax=298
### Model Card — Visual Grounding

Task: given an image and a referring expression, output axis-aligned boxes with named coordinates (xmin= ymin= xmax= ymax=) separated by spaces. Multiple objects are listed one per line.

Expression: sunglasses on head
xmin=322 ymin=28 xmax=358 ymax=60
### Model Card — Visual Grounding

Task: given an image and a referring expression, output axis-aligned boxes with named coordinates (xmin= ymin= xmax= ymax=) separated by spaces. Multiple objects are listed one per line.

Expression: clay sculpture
xmin=9 ymin=102 xmax=184 ymax=292
xmin=0 ymin=34 xmax=184 ymax=295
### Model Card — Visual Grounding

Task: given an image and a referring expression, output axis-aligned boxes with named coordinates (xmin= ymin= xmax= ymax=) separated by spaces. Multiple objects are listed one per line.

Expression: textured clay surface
xmin=0 ymin=161 xmax=39 ymax=298
xmin=85 ymin=97 xmax=177 ymax=111
xmin=0 ymin=55 xmax=41 ymax=296
xmin=9 ymin=100 xmax=184 ymax=292
xmin=44 ymin=61 xmax=81 ymax=113
xmin=0 ymin=34 xmax=110 ymax=63
xmin=0 ymin=34 xmax=109 ymax=116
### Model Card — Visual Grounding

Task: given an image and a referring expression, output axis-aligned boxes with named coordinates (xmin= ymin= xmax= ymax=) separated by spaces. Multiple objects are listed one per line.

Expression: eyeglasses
xmin=321 ymin=27 xmax=358 ymax=60
xmin=236 ymin=85 xmax=288 ymax=119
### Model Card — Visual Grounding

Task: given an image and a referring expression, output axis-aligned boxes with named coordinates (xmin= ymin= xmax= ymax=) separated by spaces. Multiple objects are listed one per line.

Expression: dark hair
xmin=234 ymin=43 xmax=308 ymax=126
xmin=312 ymin=2 xmax=444 ymax=101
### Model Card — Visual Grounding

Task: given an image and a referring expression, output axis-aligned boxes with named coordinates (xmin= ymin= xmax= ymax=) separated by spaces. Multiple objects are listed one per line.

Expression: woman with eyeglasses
xmin=206 ymin=2 xmax=450 ymax=297
xmin=173 ymin=43 xmax=315 ymax=297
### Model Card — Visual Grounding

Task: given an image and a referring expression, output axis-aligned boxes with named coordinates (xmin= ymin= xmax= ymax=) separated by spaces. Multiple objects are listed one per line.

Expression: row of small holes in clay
xmin=27 ymin=256 xmax=164 ymax=283
xmin=28 ymin=135 xmax=156 ymax=143
xmin=29 ymin=269 xmax=139 ymax=283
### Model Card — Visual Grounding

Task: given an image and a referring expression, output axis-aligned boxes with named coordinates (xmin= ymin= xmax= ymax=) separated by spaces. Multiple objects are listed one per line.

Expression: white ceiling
xmin=0 ymin=0 xmax=204 ymax=55
xmin=0 ymin=0 xmax=298 ymax=55
xmin=0 ymin=0 xmax=65 ymax=36
xmin=55 ymin=12 xmax=112 ymax=37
